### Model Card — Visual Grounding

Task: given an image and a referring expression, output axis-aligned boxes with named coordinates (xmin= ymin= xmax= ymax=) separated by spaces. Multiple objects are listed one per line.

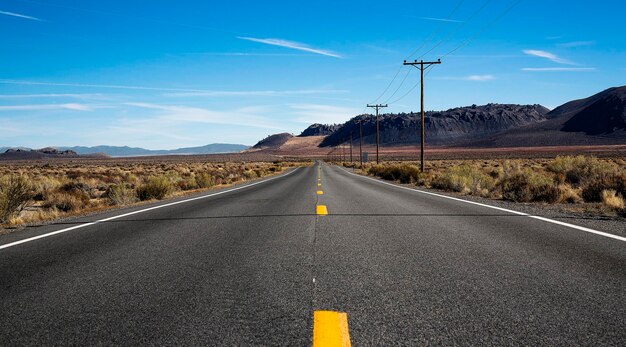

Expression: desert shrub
xmin=548 ymin=156 xmax=619 ymax=186
xmin=431 ymin=165 xmax=495 ymax=196
xmin=0 ymin=175 xmax=33 ymax=223
xmin=581 ymin=174 xmax=626 ymax=202
xmin=601 ymin=190 xmax=625 ymax=210
xmin=44 ymin=190 xmax=89 ymax=212
xmin=557 ymin=184 xmax=582 ymax=204
xmin=368 ymin=164 xmax=421 ymax=184
xmin=177 ymin=177 xmax=199 ymax=191
xmin=105 ymin=184 xmax=137 ymax=206
xmin=195 ymin=173 xmax=214 ymax=188
xmin=136 ymin=176 xmax=173 ymax=201
xmin=499 ymin=170 xmax=559 ymax=203
xmin=243 ymin=170 xmax=257 ymax=180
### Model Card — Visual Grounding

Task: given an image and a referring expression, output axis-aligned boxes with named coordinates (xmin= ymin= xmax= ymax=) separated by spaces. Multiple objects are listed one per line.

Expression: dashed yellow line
xmin=313 ymin=311 xmax=351 ymax=347
xmin=316 ymin=205 xmax=328 ymax=215
xmin=317 ymin=190 xmax=324 ymax=195
xmin=317 ymin=183 xmax=322 ymax=187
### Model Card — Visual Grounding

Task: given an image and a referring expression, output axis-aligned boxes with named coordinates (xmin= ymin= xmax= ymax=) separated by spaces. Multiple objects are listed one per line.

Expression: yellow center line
xmin=313 ymin=311 xmax=351 ymax=347
xmin=317 ymin=183 xmax=322 ymax=187
xmin=316 ymin=205 xmax=328 ymax=215
xmin=317 ymin=190 xmax=323 ymax=195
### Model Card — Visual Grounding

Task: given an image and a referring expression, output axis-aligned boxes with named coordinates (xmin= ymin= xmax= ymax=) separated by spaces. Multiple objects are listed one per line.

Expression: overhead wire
xmin=417 ymin=0 xmax=492 ymax=59
xmin=440 ymin=0 xmax=523 ymax=58
xmin=369 ymin=0 xmax=466 ymax=104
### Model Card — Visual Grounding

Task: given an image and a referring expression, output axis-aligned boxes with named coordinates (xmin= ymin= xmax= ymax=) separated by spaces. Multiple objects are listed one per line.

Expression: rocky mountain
xmin=320 ymin=104 xmax=550 ymax=147
xmin=251 ymin=133 xmax=294 ymax=149
xmin=299 ymin=123 xmax=342 ymax=137
xmin=467 ymin=86 xmax=626 ymax=147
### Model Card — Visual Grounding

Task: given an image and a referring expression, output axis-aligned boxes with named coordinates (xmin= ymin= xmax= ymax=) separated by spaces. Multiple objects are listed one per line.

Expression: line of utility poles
xmin=366 ymin=103 xmax=387 ymax=164
xmin=403 ymin=59 xmax=441 ymax=172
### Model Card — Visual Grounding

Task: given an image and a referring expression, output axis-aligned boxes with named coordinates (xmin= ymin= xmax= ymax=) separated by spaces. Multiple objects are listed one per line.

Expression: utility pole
xmin=349 ymin=132 xmax=353 ymax=163
xmin=403 ymin=59 xmax=441 ymax=172
xmin=366 ymin=104 xmax=387 ymax=164
xmin=359 ymin=119 xmax=363 ymax=169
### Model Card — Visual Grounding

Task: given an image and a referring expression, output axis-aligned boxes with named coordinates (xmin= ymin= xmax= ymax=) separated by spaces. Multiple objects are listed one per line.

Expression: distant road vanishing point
xmin=1 ymin=162 xmax=624 ymax=345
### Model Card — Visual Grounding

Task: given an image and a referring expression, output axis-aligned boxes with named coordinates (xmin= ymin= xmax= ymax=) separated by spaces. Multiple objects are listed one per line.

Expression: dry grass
xmin=0 ymin=160 xmax=307 ymax=228
xmin=349 ymin=155 xmax=626 ymax=216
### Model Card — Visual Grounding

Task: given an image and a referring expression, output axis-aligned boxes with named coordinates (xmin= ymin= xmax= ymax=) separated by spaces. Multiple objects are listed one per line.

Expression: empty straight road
xmin=1 ymin=162 xmax=625 ymax=345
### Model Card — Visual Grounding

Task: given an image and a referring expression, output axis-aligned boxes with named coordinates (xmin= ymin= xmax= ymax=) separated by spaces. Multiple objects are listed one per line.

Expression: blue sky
xmin=1 ymin=0 xmax=625 ymax=149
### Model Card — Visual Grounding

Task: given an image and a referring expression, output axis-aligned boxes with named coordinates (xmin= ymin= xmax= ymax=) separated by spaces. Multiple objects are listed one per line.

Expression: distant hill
xmin=251 ymin=133 xmax=294 ymax=149
xmin=58 ymin=144 xmax=249 ymax=157
xmin=0 ymin=143 xmax=249 ymax=158
xmin=467 ymin=86 xmax=626 ymax=147
xmin=299 ymin=123 xmax=341 ymax=137
xmin=0 ymin=147 xmax=79 ymax=161
xmin=320 ymin=104 xmax=550 ymax=147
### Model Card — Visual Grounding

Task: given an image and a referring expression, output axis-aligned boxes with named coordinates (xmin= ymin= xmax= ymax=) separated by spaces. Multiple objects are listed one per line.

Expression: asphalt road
xmin=1 ymin=162 xmax=624 ymax=346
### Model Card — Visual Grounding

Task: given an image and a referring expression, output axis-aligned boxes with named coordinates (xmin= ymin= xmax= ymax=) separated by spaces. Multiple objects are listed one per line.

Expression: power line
xmin=418 ymin=0 xmax=492 ymax=59
xmin=440 ymin=0 xmax=523 ymax=58
xmin=382 ymin=68 xmax=413 ymax=104
xmin=406 ymin=0 xmax=467 ymax=59
xmin=370 ymin=0 xmax=466 ymax=104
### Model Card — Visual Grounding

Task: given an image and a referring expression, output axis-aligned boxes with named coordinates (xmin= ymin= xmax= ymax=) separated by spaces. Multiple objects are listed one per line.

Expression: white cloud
xmin=124 ymin=102 xmax=284 ymax=130
xmin=237 ymin=37 xmax=342 ymax=58
xmin=289 ymin=104 xmax=359 ymax=124
xmin=162 ymin=89 xmax=348 ymax=97
xmin=558 ymin=41 xmax=595 ymax=48
xmin=436 ymin=75 xmax=495 ymax=82
xmin=0 ymin=103 xmax=93 ymax=111
xmin=417 ymin=17 xmax=463 ymax=23
xmin=521 ymin=67 xmax=596 ymax=72
xmin=0 ymin=93 xmax=105 ymax=99
xmin=0 ymin=10 xmax=41 ymax=21
xmin=522 ymin=49 xmax=575 ymax=65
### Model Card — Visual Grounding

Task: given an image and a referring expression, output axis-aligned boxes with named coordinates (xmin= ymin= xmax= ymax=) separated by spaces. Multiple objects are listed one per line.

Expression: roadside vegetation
xmin=0 ymin=161 xmax=303 ymax=228
xmin=345 ymin=156 xmax=626 ymax=217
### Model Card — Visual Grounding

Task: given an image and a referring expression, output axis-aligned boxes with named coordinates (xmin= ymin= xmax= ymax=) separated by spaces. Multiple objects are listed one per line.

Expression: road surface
xmin=1 ymin=162 xmax=624 ymax=345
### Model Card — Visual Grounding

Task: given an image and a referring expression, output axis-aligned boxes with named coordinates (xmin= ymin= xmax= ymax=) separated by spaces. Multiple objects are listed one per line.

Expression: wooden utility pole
xmin=403 ymin=59 xmax=441 ymax=172
xmin=359 ymin=119 xmax=363 ymax=169
xmin=366 ymin=104 xmax=388 ymax=164
xmin=349 ymin=132 xmax=353 ymax=163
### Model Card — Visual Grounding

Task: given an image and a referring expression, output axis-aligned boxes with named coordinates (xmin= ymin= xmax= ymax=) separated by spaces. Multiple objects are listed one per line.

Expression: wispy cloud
xmin=417 ymin=16 xmax=463 ymax=23
xmin=521 ymin=67 xmax=596 ymax=72
xmin=0 ymin=93 xmax=105 ymax=99
xmin=0 ymin=10 xmax=41 ymax=21
xmin=237 ymin=36 xmax=342 ymax=58
xmin=162 ymin=89 xmax=348 ymax=97
xmin=290 ymin=104 xmax=359 ymax=124
xmin=558 ymin=41 xmax=595 ymax=48
xmin=125 ymin=102 xmax=284 ymax=130
xmin=523 ymin=50 xmax=575 ymax=65
xmin=0 ymin=103 xmax=92 ymax=111
xmin=436 ymin=75 xmax=495 ymax=82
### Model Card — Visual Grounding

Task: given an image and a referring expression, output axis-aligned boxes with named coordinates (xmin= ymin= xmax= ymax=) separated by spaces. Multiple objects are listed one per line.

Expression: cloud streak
xmin=436 ymin=75 xmax=495 ymax=82
xmin=163 ymin=89 xmax=348 ymax=97
xmin=521 ymin=67 xmax=596 ymax=72
xmin=0 ymin=10 xmax=41 ymax=21
xmin=418 ymin=17 xmax=463 ymax=23
xmin=558 ymin=41 xmax=595 ymax=48
xmin=0 ymin=103 xmax=92 ymax=111
xmin=125 ymin=102 xmax=284 ymax=130
xmin=237 ymin=36 xmax=342 ymax=58
xmin=523 ymin=49 xmax=575 ymax=65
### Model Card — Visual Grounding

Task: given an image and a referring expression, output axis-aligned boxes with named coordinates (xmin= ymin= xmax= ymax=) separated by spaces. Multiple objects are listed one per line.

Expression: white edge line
xmin=339 ymin=166 xmax=626 ymax=242
xmin=0 ymin=168 xmax=300 ymax=250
